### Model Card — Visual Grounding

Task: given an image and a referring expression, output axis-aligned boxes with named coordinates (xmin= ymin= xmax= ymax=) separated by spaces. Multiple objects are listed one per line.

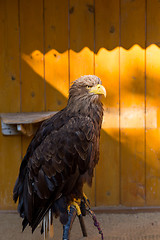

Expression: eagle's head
xmin=68 ymin=75 xmax=106 ymax=103
xmin=67 ymin=75 xmax=106 ymax=118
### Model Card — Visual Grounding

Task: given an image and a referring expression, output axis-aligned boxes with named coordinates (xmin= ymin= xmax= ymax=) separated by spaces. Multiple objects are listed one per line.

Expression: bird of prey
xmin=13 ymin=75 xmax=106 ymax=234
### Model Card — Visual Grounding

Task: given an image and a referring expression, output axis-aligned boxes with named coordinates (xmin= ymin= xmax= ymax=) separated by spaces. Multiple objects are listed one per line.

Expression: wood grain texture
xmin=120 ymin=0 xmax=146 ymax=206
xmin=0 ymin=0 xmax=21 ymax=209
xmin=70 ymin=0 xmax=94 ymax=80
xmin=69 ymin=0 xmax=95 ymax=205
xmin=146 ymin=0 xmax=160 ymax=205
xmin=0 ymin=0 xmax=20 ymax=113
xmin=44 ymin=0 xmax=69 ymax=111
xmin=19 ymin=0 xmax=45 ymax=161
xmin=20 ymin=0 xmax=45 ymax=112
xmin=95 ymin=0 xmax=120 ymax=206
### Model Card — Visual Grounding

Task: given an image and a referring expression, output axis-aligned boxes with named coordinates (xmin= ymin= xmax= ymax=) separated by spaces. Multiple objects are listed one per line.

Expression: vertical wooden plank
xmin=70 ymin=0 xmax=94 ymax=80
xmin=44 ymin=0 xmax=69 ymax=111
xmin=95 ymin=0 xmax=120 ymax=205
xmin=20 ymin=0 xmax=45 ymax=156
xmin=0 ymin=0 xmax=20 ymax=113
xmin=120 ymin=0 xmax=146 ymax=206
xmin=0 ymin=0 xmax=21 ymax=209
xmin=69 ymin=0 xmax=95 ymax=205
xmin=146 ymin=0 xmax=160 ymax=205
xmin=20 ymin=0 xmax=45 ymax=112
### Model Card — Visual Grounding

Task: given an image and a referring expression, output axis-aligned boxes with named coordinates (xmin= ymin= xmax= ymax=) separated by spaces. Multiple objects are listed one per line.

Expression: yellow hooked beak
xmin=89 ymin=84 xmax=106 ymax=97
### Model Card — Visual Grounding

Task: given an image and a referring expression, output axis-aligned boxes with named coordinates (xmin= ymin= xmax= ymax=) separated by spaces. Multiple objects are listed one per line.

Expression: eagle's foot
xmin=63 ymin=197 xmax=88 ymax=239
xmin=68 ymin=193 xmax=90 ymax=217
xmin=68 ymin=199 xmax=82 ymax=216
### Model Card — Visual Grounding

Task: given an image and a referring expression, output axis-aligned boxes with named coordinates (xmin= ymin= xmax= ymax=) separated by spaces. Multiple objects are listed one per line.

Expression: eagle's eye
xmin=86 ymin=86 xmax=91 ymax=89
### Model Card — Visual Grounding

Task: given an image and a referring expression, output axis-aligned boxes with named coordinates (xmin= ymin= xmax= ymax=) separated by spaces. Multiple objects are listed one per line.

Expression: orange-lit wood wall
xmin=1 ymin=0 xmax=160 ymax=209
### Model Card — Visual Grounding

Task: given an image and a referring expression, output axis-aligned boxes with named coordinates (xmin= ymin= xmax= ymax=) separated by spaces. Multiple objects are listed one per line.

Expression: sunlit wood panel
xmin=95 ymin=0 xmax=120 ymax=206
xmin=69 ymin=0 xmax=95 ymax=205
xmin=70 ymin=0 xmax=94 ymax=80
xmin=44 ymin=0 xmax=69 ymax=111
xmin=120 ymin=0 xmax=146 ymax=206
xmin=146 ymin=0 xmax=160 ymax=205
xmin=0 ymin=0 xmax=21 ymax=209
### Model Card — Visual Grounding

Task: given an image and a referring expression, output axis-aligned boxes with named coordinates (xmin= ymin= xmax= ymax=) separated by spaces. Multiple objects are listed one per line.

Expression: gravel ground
xmin=1 ymin=211 xmax=160 ymax=240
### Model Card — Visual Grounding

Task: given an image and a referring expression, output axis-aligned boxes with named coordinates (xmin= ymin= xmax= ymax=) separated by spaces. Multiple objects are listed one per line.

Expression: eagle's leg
xmin=63 ymin=194 xmax=89 ymax=239
xmin=71 ymin=198 xmax=87 ymax=237
xmin=63 ymin=205 xmax=76 ymax=240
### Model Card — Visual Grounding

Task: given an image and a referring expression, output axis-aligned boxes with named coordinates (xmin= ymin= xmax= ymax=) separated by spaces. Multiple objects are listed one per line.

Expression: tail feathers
xmin=14 ymin=176 xmax=68 ymax=234
xmin=31 ymin=196 xmax=68 ymax=233
xmin=13 ymin=156 xmax=30 ymax=232
xmin=31 ymin=200 xmax=54 ymax=233
xmin=22 ymin=217 xmax=29 ymax=231
xmin=13 ymin=176 xmax=27 ymax=229
xmin=13 ymin=176 xmax=25 ymax=216
xmin=13 ymin=154 xmax=28 ymax=202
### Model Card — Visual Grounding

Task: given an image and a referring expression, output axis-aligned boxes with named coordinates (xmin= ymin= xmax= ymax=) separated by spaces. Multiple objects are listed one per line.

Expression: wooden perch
xmin=0 ymin=112 xmax=56 ymax=136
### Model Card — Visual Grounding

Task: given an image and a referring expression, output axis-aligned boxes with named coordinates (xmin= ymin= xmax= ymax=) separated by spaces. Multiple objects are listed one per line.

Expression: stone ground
xmin=1 ymin=211 xmax=160 ymax=240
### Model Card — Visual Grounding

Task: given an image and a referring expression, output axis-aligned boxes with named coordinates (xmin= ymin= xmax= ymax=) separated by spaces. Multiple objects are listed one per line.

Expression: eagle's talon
xmin=69 ymin=199 xmax=82 ymax=216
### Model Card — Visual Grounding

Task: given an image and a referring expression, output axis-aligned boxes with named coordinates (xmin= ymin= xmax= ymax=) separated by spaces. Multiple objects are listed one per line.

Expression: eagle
xmin=13 ymin=75 xmax=106 ymax=234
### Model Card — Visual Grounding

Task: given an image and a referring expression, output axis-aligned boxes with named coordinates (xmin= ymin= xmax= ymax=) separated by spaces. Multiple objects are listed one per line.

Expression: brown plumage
xmin=13 ymin=75 xmax=106 ymax=233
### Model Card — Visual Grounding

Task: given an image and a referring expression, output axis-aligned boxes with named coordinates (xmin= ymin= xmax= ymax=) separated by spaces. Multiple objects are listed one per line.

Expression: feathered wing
xmin=13 ymin=113 xmax=98 ymax=232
